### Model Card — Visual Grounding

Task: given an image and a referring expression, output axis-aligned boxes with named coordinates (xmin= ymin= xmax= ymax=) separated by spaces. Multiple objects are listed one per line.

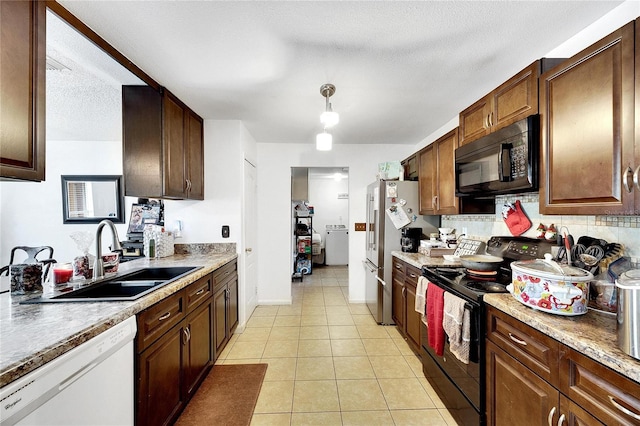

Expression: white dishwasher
xmin=325 ymin=225 xmax=349 ymax=265
xmin=0 ymin=316 xmax=137 ymax=425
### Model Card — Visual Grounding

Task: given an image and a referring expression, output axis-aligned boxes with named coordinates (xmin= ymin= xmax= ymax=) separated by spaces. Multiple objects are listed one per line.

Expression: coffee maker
xmin=401 ymin=227 xmax=422 ymax=253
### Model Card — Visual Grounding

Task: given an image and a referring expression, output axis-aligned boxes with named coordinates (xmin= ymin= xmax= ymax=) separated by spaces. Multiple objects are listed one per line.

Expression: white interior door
xmin=243 ymin=159 xmax=258 ymax=322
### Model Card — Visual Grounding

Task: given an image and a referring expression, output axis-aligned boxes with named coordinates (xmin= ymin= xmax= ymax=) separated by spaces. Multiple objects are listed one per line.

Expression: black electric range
xmin=419 ymin=236 xmax=555 ymax=426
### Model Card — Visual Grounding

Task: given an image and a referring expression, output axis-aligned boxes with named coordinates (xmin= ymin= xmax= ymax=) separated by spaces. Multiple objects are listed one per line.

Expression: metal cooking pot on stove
xmin=459 ymin=254 xmax=504 ymax=271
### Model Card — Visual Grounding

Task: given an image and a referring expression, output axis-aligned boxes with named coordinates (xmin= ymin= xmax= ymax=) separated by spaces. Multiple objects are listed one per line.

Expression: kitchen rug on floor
xmin=175 ymin=363 xmax=268 ymax=426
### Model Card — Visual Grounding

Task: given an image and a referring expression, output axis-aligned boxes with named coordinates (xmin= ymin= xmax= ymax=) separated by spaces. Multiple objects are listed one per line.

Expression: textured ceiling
xmin=53 ymin=1 xmax=626 ymax=145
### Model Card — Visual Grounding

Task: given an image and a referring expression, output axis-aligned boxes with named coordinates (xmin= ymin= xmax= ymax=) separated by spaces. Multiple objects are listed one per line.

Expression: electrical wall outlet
xmin=354 ymin=222 xmax=366 ymax=231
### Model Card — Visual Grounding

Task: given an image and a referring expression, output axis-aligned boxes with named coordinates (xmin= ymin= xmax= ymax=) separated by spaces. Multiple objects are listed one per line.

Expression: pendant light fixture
xmin=316 ymin=83 xmax=338 ymax=151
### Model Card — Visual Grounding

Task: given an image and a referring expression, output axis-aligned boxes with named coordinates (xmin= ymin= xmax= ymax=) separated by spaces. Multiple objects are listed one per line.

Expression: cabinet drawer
xmin=137 ymin=291 xmax=185 ymax=352
xmin=405 ymin=265 xmax=421 ymax=288
xmin=185 ymin=273 xmax=212 ymax=313
xmin=559 ymin=346 xmax=640 ymax=425
xmin=486 ymin=306 xmax=559 ymax=387
xmin=213 ymin=260 xmax=237 ymax=290
xmin=392 ymin=258 xmax=406 ymax=277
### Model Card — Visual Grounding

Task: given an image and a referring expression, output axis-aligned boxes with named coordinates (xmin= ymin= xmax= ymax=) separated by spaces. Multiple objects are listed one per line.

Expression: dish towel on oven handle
xmin=415 ymin=276 xmax=428 ymax=325
xmin=426 ymin=282 xmax=445 ymax=356
xmin=443 ymin=292 xmax=471 ymax=364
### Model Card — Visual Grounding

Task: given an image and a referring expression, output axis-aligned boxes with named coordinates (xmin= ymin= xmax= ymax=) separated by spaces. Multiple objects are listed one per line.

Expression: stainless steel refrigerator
xmin=363 ymin=180 xmax=439 ymax=324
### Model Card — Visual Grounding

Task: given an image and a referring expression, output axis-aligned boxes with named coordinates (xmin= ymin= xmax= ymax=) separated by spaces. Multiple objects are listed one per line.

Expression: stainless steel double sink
xmin=22 ymin=266 xmax=201 ymax=303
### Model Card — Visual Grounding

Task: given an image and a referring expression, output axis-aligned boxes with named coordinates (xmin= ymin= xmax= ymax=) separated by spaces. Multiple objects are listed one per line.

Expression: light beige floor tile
xmin=405 ymin=354 xmax=424 ymax=376
xmin=348 ymin=304 xmax=371 ymax=315
xmin=369 ymin=356 xmax=416 ymax=378
xmin=330 ymin=339 xmax=367 ymax=356
xmin=292 ymin=380 xmax=340 ymax=412
xmin=438 ymin=408 xmax=460 ymax=426
xmin=333 ymin=356 xmax=375 ymax=379
xmin=236 ymin=327 xmax=271 ymax=342
xmin=299 ymin=325 xmax=330 ymax=340
xmin=352 ymin=314 xmax=378 ymax=326
xmin=301 ymin=306 xmax=326 ymax=316
xmin=336 ymin=379 xmax=388 ymax=411
xmin=300 ymin=315 xmax=328 ymax=326
xmin=226 ymin=340 xmax=266 ymax=359
xmin=321 ymin=278 xmax=341 ymax=286
xmin=386 ymin=326 xmax=405 ymax=339
xmin=247 ymin=316 xmax=276 ymax=328
xmin=291 ymin=412 xmax=342 ymax=425
xmin=325 ymin=305 xmax=351 ymax=316
xmin=328 ymin=325 xmax=360 ymax=339
xmin=393 ymin=337 xmax=417 ymax=356
xmin=262 ymin=357 xmax=297 ymax=381
xmin=322 ymin=287 xmax=344 ymax=295
xmin=268 ymin=326 xmax=301 ymax=341
xmin=254 ymin=380 xmax=295 ymax=413
xmin=390 ymin=409 xmax=448 ymax=425
xmin=277 ymin=306 xmax=303 ymax=316
xmin=327 ymin=313 xmax=355 ymax=326
xmin=250 ymin=413 xmax=292 ymax=426
xmin=295 ymin=357 xmax=335 ymax=380
xmin=378 ymin=378 xmax=435 ymax=409
xmin=273 ymin=315 xmax=301 ymax=327
xmin=298 ymin=339 xmax=332 ymax=357
xmin=417 ymin=376 xmax=446 ymax=409
xmin=341 ymin=410 xmax=395 ymax=426
xmin=356 ymin=325 xmax=391 ymax=339
xmin=362 ymin=338 xmax=402 ymax=356
xmin=324 ymin=295 xmax=347 ymax=306
xmin=252 ymin=306 xmax=280 ymax=317
xmin=263 ymin=340 xmax=299 ymax=358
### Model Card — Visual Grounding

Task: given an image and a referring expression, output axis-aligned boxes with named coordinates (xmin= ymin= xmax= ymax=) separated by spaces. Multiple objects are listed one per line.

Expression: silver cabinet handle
xmin=623 ymin=166 xmax=634 ymax=193
xmin=182 ymin=328 xmax=189 ymax=345
xmin=547 ymin=406 xmax=556 ymax=426
xmin=196 ymin=288 xmax=205 ymax=296
xmin=158 ymin=312 xmax=171 ymax=321
xmin=608 ymin=395 xmax=640 ymax=420
xmin=633 ymin=165 xmax=640 ymax=191
xmin=489 ymin=112 xmax=493 ymax=127
xmin=408 ymin=273 xmax=417 ymax=279
xmin=395 ymin=263 xmax=402 ymax=270
xmin=508 ymin=332 xmax=527 ymax=346
xmin=557 ymin=414 xmax=565 ymax=426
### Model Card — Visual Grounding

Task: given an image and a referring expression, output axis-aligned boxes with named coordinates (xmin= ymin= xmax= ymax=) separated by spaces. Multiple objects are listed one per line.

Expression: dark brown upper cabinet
xmin=539 ymin=21 xmax=636 ymax=215
xmin=123 ymin=86 xmax=204 ymax=200
xmin=0 ymin=0 xmax=46 ymax=181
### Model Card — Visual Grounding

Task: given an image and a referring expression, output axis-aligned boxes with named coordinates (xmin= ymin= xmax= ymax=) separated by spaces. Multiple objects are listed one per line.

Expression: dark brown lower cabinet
xmin=486 ymin=306 xmax=640 ymax=426
xmin=135 ymin=272 xmax=221 ymax=426
xmin=391 ymin=257 xmax=422 ymax=354
xmin=213 ymin=260 xmax=239 ymax=358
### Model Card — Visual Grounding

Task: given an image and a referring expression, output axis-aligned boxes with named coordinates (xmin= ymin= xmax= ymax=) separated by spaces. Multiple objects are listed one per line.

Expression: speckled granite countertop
xmin=391 ymin=251 xmax=461 ymax=269
xmin=391 ymin=251 xmax=640 ymax=385
xmin=485 ymin=294 xmax=639 ymax=384
xmin=0 ymin=251 xmax=237 ymax=388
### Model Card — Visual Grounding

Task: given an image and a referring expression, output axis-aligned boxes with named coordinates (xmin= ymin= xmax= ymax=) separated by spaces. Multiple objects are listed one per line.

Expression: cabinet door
xmin=213 ymin=284 xmax=228 ymax=356
xmin=404 ymin=282 xmax=420 ymax=351
xmin=418 ymin=145 xmax=436 ymax=215
xmin=137 ymin=324 xmax=185 ymax=426
xmin=434 ymin=128 xmax=459 ymax=215
xmin=186 ymin=110 xmax=204 ymax=200
xmin=391 ymin=266 xmax=405 ymax=330
xmin=0 ymin=0 xmax=46 ymax=181
xmin=163 ymin=92 xmax=187 ymax=198
xmin=486 ymin=341 xmax=558 ymax=426
xmin=459 ymin=96 xmax=491 ymax=146
xmin=539 ymin=22 xmax=635 ymax=215
xmin=559 ymin=395 xmax=604 ymax=426
xmin=184 ymin=299 xmax=213 ymax=399
xmin=227 ymin=278 xmax=239 ymax=334
xmin=492 ymin=62 xmax=539 ymax=131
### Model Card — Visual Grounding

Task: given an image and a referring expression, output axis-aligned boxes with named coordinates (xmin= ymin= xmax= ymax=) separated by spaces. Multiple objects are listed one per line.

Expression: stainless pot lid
xmin=616 ymin=269 xmax=640 ymax=289
xmin=511 ymin=259 xmax=592 ymax=278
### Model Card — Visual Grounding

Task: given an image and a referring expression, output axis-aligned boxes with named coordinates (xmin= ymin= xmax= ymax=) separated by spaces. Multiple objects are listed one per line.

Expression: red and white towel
xmin=415 ymin=276 xmax=429 ymax=325
xmin=426 ymin=282 xmax=445 ymax=356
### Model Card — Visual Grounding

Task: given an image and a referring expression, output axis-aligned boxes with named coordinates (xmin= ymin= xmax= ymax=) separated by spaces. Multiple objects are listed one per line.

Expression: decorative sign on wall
xmin=337 ymin=193 xmax=349 ymax=199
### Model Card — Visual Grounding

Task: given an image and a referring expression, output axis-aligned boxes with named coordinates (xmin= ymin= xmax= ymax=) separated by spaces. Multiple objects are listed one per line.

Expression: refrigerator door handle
xmin=363 ymin=260 xmax=386 ymax=287
xmin=376 ymin=276 xmax=386 ymax=286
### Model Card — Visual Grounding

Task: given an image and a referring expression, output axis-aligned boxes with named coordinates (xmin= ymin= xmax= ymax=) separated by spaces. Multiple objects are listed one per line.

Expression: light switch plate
xmin=222 ymin=225 xmax=230 ymax=238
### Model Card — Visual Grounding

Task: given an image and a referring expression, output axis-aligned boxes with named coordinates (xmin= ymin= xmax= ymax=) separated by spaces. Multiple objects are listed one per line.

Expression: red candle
xmin=53 ymin=265 xmax=73 ymax=284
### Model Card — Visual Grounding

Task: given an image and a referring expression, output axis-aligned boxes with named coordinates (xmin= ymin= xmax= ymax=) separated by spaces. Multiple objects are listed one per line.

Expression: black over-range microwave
xmin=455 ymin=114 xmax=539 ymax=197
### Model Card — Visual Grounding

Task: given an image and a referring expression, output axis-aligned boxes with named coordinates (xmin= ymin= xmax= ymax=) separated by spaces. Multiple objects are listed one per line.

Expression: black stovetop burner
xmin=421 ymin=236 xmax=557 ymax=302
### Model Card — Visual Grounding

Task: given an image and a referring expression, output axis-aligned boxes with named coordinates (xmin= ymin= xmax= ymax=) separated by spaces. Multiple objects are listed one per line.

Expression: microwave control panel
xmin=509 ymin=137 xmax=528 ymax=179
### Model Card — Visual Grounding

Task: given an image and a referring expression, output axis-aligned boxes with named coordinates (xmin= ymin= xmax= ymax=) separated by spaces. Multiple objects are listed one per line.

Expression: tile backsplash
xmin=441 ymin=193 xmax=639 ymax=264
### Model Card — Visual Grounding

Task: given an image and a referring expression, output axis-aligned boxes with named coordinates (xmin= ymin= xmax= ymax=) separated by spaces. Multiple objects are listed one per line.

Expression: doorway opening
xmin=291 ymin=167 xmax=349 ymax=281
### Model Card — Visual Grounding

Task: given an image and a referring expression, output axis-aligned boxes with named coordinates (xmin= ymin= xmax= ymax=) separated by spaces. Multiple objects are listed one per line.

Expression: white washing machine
xmin=325 ymin=225 xmax=349 ymax=265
